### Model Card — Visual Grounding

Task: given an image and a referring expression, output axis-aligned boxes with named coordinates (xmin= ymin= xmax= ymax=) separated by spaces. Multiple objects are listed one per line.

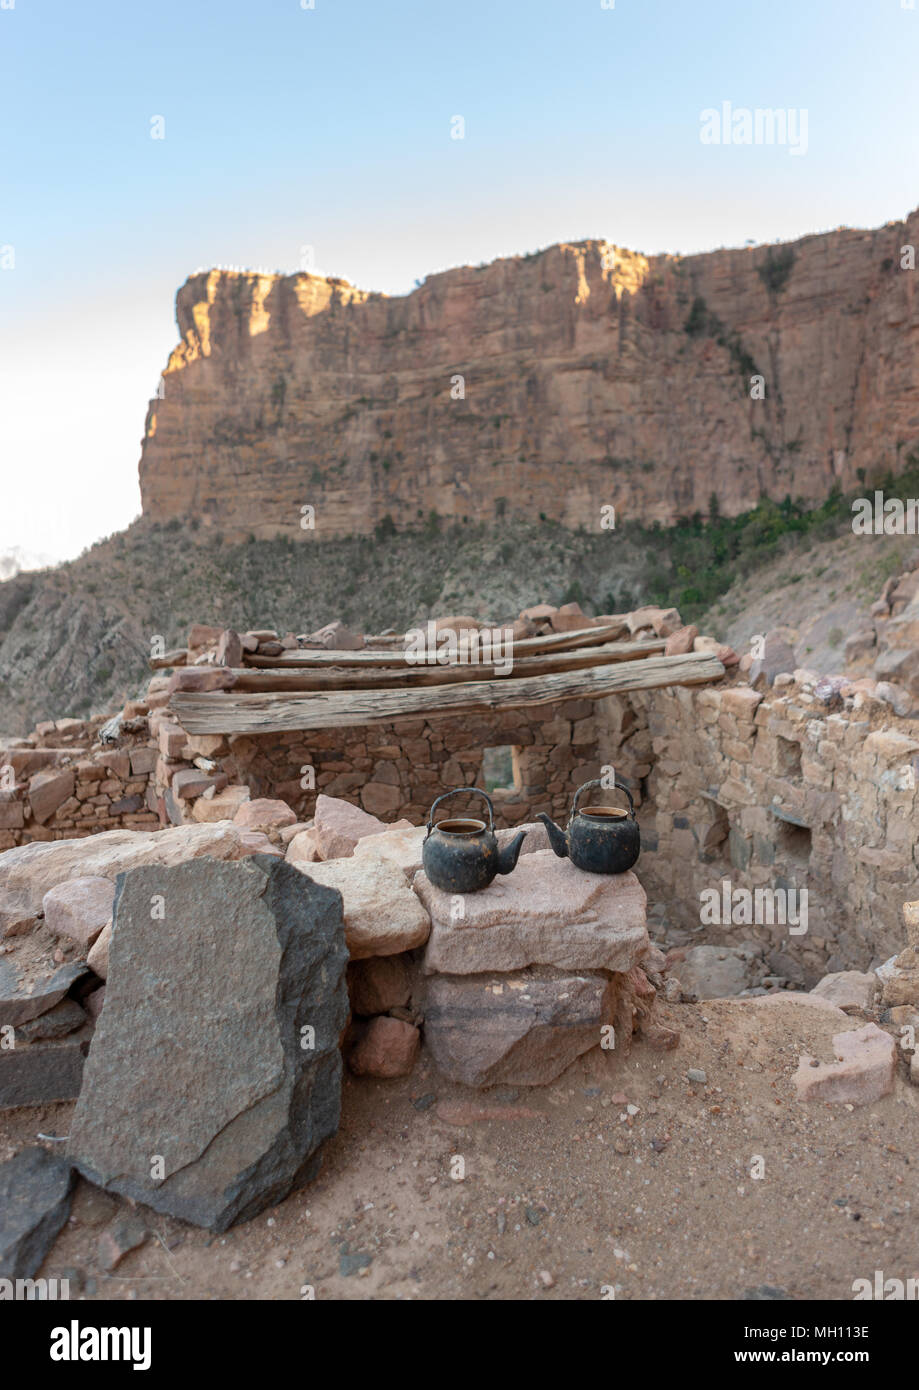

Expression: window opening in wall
xmin=773 ymin=817 xmax=812 ymax=867
xmin=482 ymin=745 xmax=520 ymax=794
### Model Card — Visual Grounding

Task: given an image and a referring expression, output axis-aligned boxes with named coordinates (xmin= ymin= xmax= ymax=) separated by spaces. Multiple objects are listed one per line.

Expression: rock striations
xmin=139 ymin=210 xmax=919 ymax=539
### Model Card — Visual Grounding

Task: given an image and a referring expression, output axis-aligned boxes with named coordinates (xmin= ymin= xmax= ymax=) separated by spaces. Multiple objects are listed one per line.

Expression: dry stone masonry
xmin=1 ymin=588 xmax=917 ymax=1240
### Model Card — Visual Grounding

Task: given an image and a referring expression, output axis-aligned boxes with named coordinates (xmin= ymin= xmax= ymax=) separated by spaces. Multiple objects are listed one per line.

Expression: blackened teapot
xmin=422 ymin=787 xmax=526 ymax=893
xmin=537 ymin=778 xmax=640 ymax=874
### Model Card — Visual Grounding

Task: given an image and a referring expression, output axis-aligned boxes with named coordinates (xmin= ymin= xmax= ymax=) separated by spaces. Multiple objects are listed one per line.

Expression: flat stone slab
xmin=0 ymin=821 xmax=257 ymax=915
xmin=423 ymin=968 xmax=616 ymax=1086
xmin=352 ymin=824 xmax=427 ymax=879
xmin=0 ymin=957 xmax=88 ymax=1029
xmin=68 ymin=855 xmax=349 ymax=1231
xmin=0 ymin=1147 xmax=76 ymax=1278
xmin=415 ymin=850 xmax=647 ymax=975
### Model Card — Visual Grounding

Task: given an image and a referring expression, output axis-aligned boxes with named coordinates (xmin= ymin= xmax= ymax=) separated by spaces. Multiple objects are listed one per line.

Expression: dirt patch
xmin=5 ymin=994 xmax=918 ymax=1301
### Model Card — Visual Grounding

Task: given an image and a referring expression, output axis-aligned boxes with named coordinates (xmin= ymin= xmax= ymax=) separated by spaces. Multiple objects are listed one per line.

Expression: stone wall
xmin=0 ymin=718 xmax=159 ymax=850
xmin=624 ymin=682 xmax=919 ymax=981
xmin=6 ymin=658 xmax=918 ymax=985
xmin=153 ymin=699 xmax=611 ymax=831
xmin=147 ymin=673 xmax=918 ymax=981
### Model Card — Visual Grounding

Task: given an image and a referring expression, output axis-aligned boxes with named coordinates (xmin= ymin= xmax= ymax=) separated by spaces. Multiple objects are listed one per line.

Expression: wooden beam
xmin=243 ymin=622 xmax=631 ymax=668
xmin=170 ymin=652 xmax=725 ymax=734
xmin=230 ymin=639 xmax=666 ymax=692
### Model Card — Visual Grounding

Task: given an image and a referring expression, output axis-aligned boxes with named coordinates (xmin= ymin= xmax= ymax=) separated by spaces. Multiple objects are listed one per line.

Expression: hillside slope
xmin=1 ymin=489 xmax=914 ymax=736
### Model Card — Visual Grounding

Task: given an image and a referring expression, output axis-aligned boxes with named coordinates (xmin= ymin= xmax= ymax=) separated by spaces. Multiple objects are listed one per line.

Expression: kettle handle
xmin=425 ymin=786 xmax=495 ymax=839
xmin=571 ymin=778 xmax=635 ymax=821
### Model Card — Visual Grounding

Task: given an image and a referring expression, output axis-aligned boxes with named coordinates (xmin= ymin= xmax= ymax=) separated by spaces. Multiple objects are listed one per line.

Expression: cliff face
xmin=139 ymin=210 xmax=919 ymax=538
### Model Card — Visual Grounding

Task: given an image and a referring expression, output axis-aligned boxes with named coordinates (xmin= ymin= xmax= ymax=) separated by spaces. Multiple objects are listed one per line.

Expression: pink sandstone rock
xmin=191 ymin=785 xmax=251 ymax=823
xmin=129 ymin=746 xmax=158 ymax=776
xmin=215 ymin=629 xmax=242 ymax=668
xmin=42 ymin=876 xmax=115 ymax=948
xmin=235 ymin=830 xmax=285 ymax=858
xmin=664 ymin=625 xmax=698 ymax=656
xmin=415 ymin=849 xmax=648 ymax=976
xmin=876 ymin=953 xmax=919 ymax=1007
xmin=549 ymin=602 xmax=595 ymax=633
xmin=720 ymin=686 xmax=763 ymax=719
xmin=87 ymin=920 xmax=111 ymax=979
xmin=0 ymin=890 xmax=40 ymax=938
xmin=158 ymin=724 xmax=187 ymax=758
xmin=303 ymin=620 xmax=364 ymax=650
xmin=519 ymin=604 xmax=557 ymax=626
xmin=312 ymin=793 xmax=409 ymax=860
xmin=347 ymin=1016 xmax=420 ymax=1077
xmin=347 ymin=954 xmax=414 ymax=1016
xmin=432 ymin=615 xmax=481 ymax=635
xmin=294 ymin=856 xmax=431 ymax=959
xmin=187 ymin=624 xmax=224 ymax=649
xmin=286 ymin=826 xmax=321 ymax=864
xmin=166 ymin=668 xmax=236 ymax=695
xmin=627 ymin=606 xmax=682 ymax=637
xmin=810 ymin=971 xmax=878 ymax=1013
xmin=423 ymin=967 xmax=615 ymax=1087
xmin=0 ymin=821 xmax=258 ymax=914
xmin=793 ymin=1022 xmax=897 ymax=1106
xmin=352 ymin=824 xmax=427 ymax=878
xmin=233 ymin=798 xmax=297 ymax=832
xmin=28 ymin=768 xmax=75 ymax=824
xmin=592 ymin=614 xmax=631 ymax=639
xmin=171 ymin=768 xmax=227 ymax=800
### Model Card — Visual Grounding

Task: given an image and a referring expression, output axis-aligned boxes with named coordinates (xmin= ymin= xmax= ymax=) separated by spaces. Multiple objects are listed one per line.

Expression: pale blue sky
xmin=2 ymin=0 xmax=918 ymax=559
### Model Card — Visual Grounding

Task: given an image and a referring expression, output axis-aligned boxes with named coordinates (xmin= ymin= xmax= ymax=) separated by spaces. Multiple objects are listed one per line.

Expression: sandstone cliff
xmin=140 ymin=210 xmax=919 ymax=539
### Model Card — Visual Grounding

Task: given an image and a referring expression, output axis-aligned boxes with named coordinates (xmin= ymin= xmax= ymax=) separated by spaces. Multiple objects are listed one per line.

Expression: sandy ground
xmin=4 ymin=994 xmax=918 ymax=1302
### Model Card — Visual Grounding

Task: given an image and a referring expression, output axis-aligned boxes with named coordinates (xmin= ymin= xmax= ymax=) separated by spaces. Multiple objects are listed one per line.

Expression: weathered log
xmin=170 ymin=653 xmax=726 ymax=734
xmin=242 ymin=622 xmax=633 ymax=668
xmin=230 ymin=639 xmax=665 ymax=692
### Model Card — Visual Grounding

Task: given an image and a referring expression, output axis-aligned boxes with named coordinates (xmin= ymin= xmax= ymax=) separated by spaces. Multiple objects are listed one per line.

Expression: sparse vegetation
xmin=2 ymin=452 xmax=918 ymax=732
xmin=757 ymin=245 xmax=796 ymax=297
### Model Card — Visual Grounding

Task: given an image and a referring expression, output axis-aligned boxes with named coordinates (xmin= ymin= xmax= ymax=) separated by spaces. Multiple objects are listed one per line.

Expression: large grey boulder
xmin=0 ymin=1147 xmax=76 ymax=1278
xmin=68 ymin=855 xmax=348 ymax=1231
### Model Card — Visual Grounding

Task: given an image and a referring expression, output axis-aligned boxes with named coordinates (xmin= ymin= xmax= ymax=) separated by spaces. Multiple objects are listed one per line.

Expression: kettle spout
xmin=497 ymin=830 xmax=527 ymax=876
xmin=536 ymin=812 xmax=568 ymax=859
